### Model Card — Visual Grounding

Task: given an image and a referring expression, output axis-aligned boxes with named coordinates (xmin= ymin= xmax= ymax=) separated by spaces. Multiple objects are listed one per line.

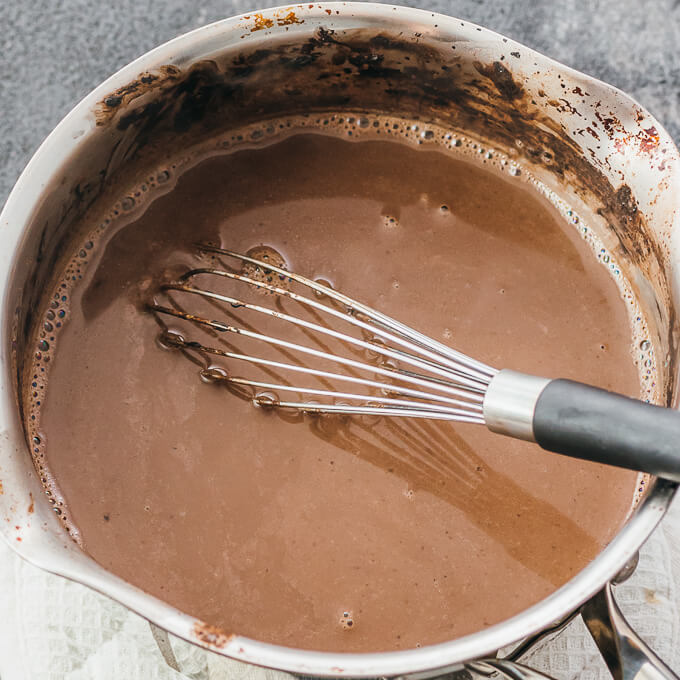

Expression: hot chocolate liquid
xmin=25 ymin=115 xmax=650 ymax=652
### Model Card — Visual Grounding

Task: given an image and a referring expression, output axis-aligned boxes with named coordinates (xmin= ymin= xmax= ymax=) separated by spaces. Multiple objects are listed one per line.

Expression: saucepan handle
xmin=581 ymin=582 xmax=678 ymax=680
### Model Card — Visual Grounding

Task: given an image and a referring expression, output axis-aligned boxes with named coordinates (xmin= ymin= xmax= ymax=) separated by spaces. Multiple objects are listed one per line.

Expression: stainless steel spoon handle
xmin=484 ymin=369 xmax=680 ymax=481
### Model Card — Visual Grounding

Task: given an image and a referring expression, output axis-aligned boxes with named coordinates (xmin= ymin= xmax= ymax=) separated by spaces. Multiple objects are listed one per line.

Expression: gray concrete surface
xmin=2 ymin=0 xmax=680 ymax=206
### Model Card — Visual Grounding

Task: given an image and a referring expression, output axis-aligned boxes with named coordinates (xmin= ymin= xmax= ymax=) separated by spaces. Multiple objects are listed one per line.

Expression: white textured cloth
xmin=1 ymin=496 xmax=679 ymax=680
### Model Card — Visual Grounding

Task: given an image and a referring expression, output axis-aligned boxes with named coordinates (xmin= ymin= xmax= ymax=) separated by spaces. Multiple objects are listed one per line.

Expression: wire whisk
xmin=148 ymin=243 xmax=680 ymax=481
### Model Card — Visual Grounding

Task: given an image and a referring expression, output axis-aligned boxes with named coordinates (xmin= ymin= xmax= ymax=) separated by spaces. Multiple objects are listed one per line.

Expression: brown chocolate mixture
xmin=29 ymin=124 xmax=640 ymax=652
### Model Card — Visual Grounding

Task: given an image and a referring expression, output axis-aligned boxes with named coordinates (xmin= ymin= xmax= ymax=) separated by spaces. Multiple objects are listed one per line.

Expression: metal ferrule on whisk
xmin=483 ymin=370 xmax=550 ymax=442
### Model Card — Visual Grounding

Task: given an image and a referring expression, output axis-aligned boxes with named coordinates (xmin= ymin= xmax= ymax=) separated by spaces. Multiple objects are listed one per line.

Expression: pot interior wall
xmin=9 ymin=19 xmax=678 ymax=517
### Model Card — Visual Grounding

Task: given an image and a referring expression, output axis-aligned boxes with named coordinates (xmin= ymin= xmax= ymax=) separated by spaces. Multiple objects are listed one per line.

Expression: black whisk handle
xmin=532 ymin=379 xmax=680 ymax=481
xmin=484 ymin=370 xmax=680 ymax=481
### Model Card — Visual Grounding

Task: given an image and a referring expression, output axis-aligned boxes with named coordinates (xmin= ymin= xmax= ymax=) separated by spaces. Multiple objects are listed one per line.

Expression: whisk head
xmin=148 ymin=244 xmax=498 ymax=424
